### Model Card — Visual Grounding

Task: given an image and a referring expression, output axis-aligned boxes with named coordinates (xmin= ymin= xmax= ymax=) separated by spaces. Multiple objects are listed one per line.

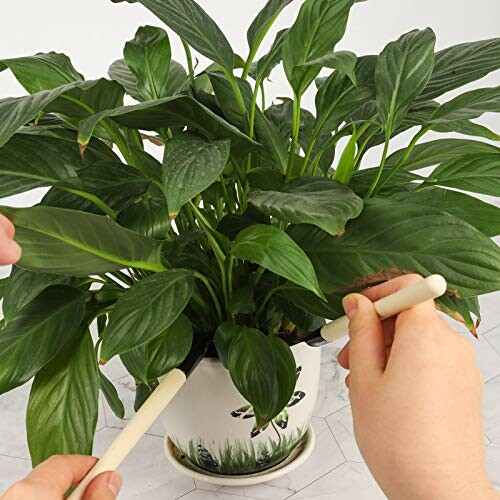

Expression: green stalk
xmin=59 ymin=187 xmax=117 ymax=220
xmin=365 ymin=132 xmax=391 ymax=198
xmin=194 ymin=272 xmax=223 ymax=322
xmin=223 ymin=69 xmax=248 ymax=119
xmin=254 ymin=285 xmax=286 ymax=327
xmin=182 ymin=39 xmax=196 ymax=88
xmin=285 ymin=94 xmax=302 ymax=182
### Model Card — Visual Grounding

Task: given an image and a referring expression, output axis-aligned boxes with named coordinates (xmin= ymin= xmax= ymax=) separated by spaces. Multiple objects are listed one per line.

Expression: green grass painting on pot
xmin=0 ymin=0 xmax=499 ymax=476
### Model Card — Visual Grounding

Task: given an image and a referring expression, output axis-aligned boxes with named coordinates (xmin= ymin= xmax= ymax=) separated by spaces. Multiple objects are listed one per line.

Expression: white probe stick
xmin=320 ymin=274 xmax=447 ymax=344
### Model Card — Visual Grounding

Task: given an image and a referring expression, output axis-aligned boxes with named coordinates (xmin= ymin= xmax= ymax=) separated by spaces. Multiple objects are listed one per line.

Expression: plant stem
xmin=193 ymin=272 xmax=223 ymax=322
xmin=60 ymin=187 xmax=117 ymax=220
xmin=285 ymin=94 xmax=302 ymax=182
xmin=254 ymin=285 xmax=285 ymax=327
xmin=365 ymin=132 xmax=391 ymax=198
xmin=223 ymin=69 xmax=248 ymax=119
xmin=182 ymin=39 xmax=196 ymax=88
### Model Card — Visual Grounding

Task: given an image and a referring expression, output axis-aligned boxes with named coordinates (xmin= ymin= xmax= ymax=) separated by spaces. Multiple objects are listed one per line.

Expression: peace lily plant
xmin=0 ymin=0 xmax=499 ymax=468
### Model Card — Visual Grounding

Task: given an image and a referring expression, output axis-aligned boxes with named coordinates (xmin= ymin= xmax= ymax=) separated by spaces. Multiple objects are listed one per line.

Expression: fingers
xmin=0 ymin=215 xmax=21 ymax=265
xmin=82 ymin=471 xmax=123 ymax=500
xmin=360 ymin=273 xmax=424 ymax=302
xmin=343 ymin=293 xmax=387 ymax=384
xmin=26 ymin=455 xmax=98 ymax=493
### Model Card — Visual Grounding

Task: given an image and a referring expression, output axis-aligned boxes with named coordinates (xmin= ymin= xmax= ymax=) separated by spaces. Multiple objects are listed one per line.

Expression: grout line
xmin=173 ymin=486 xmax=197 ymax=500
xmin=0 ymin=452 xmax=29 ymax=461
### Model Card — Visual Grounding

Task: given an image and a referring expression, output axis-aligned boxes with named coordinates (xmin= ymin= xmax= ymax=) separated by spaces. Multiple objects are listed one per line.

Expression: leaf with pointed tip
xmin=117 ymin=198 xmax=170 ymax=239
xmin=214 ymin=321 xmax=240 ymax=369
xmin=0 ymin=52 xmax=83 ymax=94
xmin=99 ymin=371 xmax=125 ymax=419
xmin=124 ymin=26 xmax=171 ymax=101
xmin=120 ymin=314 xmax=193 ymax=383
xmin=27 ymin=331 xmax=99 ymax=466
xmin=0 ymin=285 xmax=85 ymax=394
xmin=426 ymin=153 xmax=500 ymax=196
xmin=252 ymin=29 xmax=289 ymax=83
xmin=108 ymin=59 xmax=144 ymax=101
xmin=375 ymin=28 xmax=436 ymax=133
xmin=390 ymin=188 xmax=500 ymax=237
xmin=283 ymin=0 xmax=356 ymax=93
xmin=77 ymin=95 xmax=258 ymax=156
xmin=385 ymin=139 xmax=500 ymax=171
xmin=0 ymin=206 xmax=165 ymax=275
xmin=301 ymin=51 xmax=357 ymax=85
xmin=232 ymin=224 xmax=323 ymax=298
xmin=162 ymin=133 xmax=230 ymax=218
xmin=348 ymin=168 xmax=423 ymax=197
xmin=290 ymin=199 xmax=500 ymax=298
xmin=419 ymin=38 xmax=500 ymax=102
xmin=249 ymin=177 xmax=362 ymax=236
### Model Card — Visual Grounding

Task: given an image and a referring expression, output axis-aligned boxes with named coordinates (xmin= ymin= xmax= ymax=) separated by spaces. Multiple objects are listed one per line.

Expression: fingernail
xmin=107 ymin=472 xmax=122 ymax=496
xmin=343 ymin=295 xmax=358 ymax=319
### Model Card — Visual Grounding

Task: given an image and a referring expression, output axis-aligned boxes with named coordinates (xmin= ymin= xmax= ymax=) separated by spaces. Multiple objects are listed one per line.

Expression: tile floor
xmin=0 ymin=276 xmax=499 ymax=498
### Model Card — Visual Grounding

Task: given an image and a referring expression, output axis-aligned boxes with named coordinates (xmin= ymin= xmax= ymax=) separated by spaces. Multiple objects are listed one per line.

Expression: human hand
xmin=338 ymin=274 xmax=497 ymax=500
xmin=1 ymin=455 xmax=122 ymax=500
xmin=0 ymin=214 xmax=21 ymax=265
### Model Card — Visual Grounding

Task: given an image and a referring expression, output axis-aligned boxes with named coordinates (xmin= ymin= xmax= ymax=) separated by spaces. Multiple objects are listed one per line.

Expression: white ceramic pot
xmin=160 ymin=342 xmax=321 ymax=476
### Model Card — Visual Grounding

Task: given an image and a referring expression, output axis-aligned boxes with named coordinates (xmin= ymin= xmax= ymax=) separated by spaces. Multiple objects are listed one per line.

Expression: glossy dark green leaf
xmin=390 ymin=188 xmax=500 ymax=237
xmin=0 ymin=206 xmax=165 ymax=275
xmin=301 ymin=51 xmax=358 ymax=85
xmin=283 ymin=0 xmax=356 ymax=93
xmin=77 ymin=95 xmax=258 ymax=156
xmin=27 ymin=331 xmax=99 ymax=466
xmin=0 ymin=278 xmax=8 ymax=300
xmin=132 ymin=0 xmax=235 ymax=70
xmin=0 ymin=134 xmax=85 ymax=198
xmin=249 ymin=177 xmax=363 ymax=236
xmin=276 ymin=296 xmax=325 ymax=334
xmin=124 ymin=26 xmax=171 ymax=100
xmin=348 ymin=167 xmax=422 ymax=197
xmin=430 ymin=87 xmax=500 ymax=123
xmin=385 ymin=139 xmax=500 ymax=171
xmin=214 ymin=321 xmax=240 ymax=368
xmin=99 ymin=371 xmax=125 ymax=419
xmin=232 ymin=224 xmax=323 ymax=298
xmin=121 ymin=314 xmax=193 ymax=382
xmin=419 ymin=38 xmax=500 ymax=101
xmin=108 ymin=59 xmax=144 ymax=101
xmin=117 ymin=198 xmax=170 ymax=239
xmin=436 ymin=295 xmax=480 ymax=336
xmin=0 ymin=285 xmax=85 ymax=394
xmin=427 ymin=153 xmax=500 ymax=196
xmin=280 ymin=286 xmax=344 ymax=319
xmin=375 ymin=29 xmax=436 ymax=133
xmin=100 ymin=269 xmax=194 ymax=361
xmin=162 ymin=133 xmax=230 ymax=217
xmin=248 ymin=0 xmax=292 ymax=50
xmin=252 ymin=29 xmax=289 ymax=83
xmin=2 ymin=267 xmax=69 ymax=323
xmin=0 ymin=52 xmax=83 ymax=94
xmin=0 ymin=79 xmax=124 ymax=148
xmin=290 ymin=199 xmax=500 ymax=298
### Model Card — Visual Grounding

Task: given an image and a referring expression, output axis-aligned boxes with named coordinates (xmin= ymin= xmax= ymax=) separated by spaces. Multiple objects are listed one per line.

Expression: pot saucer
xmin=164 ymin=425 xmax=315 ymax=487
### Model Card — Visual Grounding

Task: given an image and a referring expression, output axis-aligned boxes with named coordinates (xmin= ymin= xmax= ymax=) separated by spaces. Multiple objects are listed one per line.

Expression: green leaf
xmin=290 ymin=199 xmax=500 ymax=298
xmin=0 ymin=206 xmax=165 ymax=275
xmin=117 ymin=198 xmax=170 ymax=239
xmin=419 ymin=38 xmax=500 ymax=102
xmin=390 ymin=188 xmax=500 ymax=237
xmin=99 ymin=371 xmax=125 ymax=419
xmin=430 ymin=87 xmax=500 ymax=123
xmin=333 ymin=130 xmax=359 ymax=185
xmin=0 ymin=79 xmax=124 ymax=148
xmin=436 ymin=295 xmax=480 ymax=336
xmin=132 ymin=0 xmax=235 ymax=70
xmin=427 ymin=153 xmax=500 ymax=196
xmin=435 ymin=120 xmax=500 ymax=142
xmin=232 ymin=224 xmax=323 ymax=298
xmin=76 ymin=95 xmax=258 ymax=156
xmin=2 ymin=267 xmax=69 ymax=323
xmin=385 ymin=139 xmax=500 ymax=171
xmin=249 ymin=177 xmax=363 ymax=236
xmin=100 ymin=269 xmax=194 ymax=361
xmin=301 ymin=51 xmax=358 ymax=85
xmin=162 ymin=133 xmax=230 ymax=217
xmin=214 ymin=321 xmax=240 ymax=369
xmin=228 ymin=328 xmax=296 ymax=425
xmin=27 ymin=331 xmax=99 ymax=466
xmin=121 ymin=314 xmax=193 ymax=382
xmin=123 ymin=26 xmax=171 ymax=101
xmin=348 ymin=167 xmax=423 ymax=197
xmin=247 ymin=0 xmax=293 ymax=53
xmin=0 ymin=285 xmax=85 ymax=394
xmin=375 ymin=28 xmax=436 ymax=133
xmin=0 ymin=134 xmax=84 ymax=198
xmin=0 ymin=52 xmax=83 ymax=94
xmin=283 ymin=0 xmax=356 ymax=93
xmin=280 ymin=286 xmax=344 ymax=319
xmin=252 ymin=29 xmax=289 ymax=83
xmin=108 ymin=59 xmax=144 ymax=101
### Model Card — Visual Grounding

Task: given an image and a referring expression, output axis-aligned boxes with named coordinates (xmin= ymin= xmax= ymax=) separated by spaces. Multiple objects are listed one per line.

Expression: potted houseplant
xmin=0 ymin=0 xmax=499 ymax=477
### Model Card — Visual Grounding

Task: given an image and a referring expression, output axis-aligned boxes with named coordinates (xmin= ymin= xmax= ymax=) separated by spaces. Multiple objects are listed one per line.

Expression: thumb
xmin=343 ymin=293 xmax=387 ymax=383
xmin=81 ymin=471 xmax=122 ymax=499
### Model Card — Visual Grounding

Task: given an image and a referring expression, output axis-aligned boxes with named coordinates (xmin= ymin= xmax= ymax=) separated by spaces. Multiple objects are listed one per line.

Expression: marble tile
xmin=93 ymin=428 xmax=194 ymax=500
xmin=326 ymin=405 xmax=364 ymax=463
xmin=485 ymin=326 xmax=500 ymax=356
xmin=314 ymin=344 xmax=350 ymax=418
xmin=0 ymin=456 xmax=31 ymax=496
xmin=220 ymin=417 xmax=346 ymax=499
xmin=180 ymin=491 xmax=264 ymax=500
xmin=194 ymin=480 xmax=223 ymax=492
xmin=486 ymin=444 xmax=500 ymax=486
xmin=102 ymin=375 xmax=165 ymax=437
xmin=0 ymin=383 xmax=31 ymax=460
xmin=100 ymin=355 xmax=128 ymax=382
xmin=483 ymin=376 xmax=500 ymax=444
xmin=478 ymin=292 xmax=500 ymax=335
xmin=467 ymin=335 xmax=500 ymax=382
xmin=287 ymin=461 xmax=385 ymax=500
